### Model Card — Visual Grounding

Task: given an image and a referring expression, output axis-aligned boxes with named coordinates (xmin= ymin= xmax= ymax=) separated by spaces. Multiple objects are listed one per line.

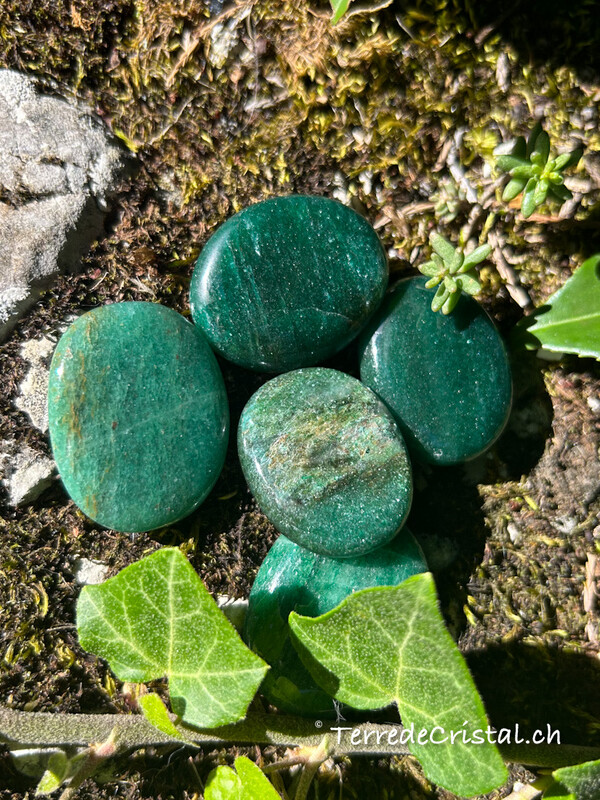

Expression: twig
xmin=3 ymin=706 xmax=600 ymax=769
xmin=488 ymin=230 xmax=533 ymax=310
xmin=344 ymin=0 xmax=394 ymax=21
xmin=165 ymin=1 xmax=255 ymax=88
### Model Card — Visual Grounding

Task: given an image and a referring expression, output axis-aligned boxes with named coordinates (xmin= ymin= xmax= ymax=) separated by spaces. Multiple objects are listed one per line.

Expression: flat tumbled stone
xmin=244 ymin=529 xmax=427 ymax=715
xmin=238 ymin=368 xmax=412 ymax=557
xmin=359 ymin=276 xmax=512 ymax=466
xmin=48 ymin=302 xmax=229 ymax=532
xmin=189 ymin=195 xmax=388 ymax=372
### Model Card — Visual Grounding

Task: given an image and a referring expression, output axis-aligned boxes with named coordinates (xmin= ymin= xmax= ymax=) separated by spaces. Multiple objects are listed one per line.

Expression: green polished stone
xmin=238 ymin=368 xmax=412 ymax=557
xmin=244 ymin=529 xmax=427 ymax=715
xmin=48 ymin=302 xmax=229 ymax=532
xmin=189 ymin=195 xmax=388 ymax=372
xmin=359 ymin=276 xmax=512 ymax=465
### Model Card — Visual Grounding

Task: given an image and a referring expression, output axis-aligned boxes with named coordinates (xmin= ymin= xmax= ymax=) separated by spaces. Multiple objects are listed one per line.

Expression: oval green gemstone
xmin=238 ymin=368 xmax=412 ymax=557
xmin=359 ymin=276 xmax=512 ymax=465
xmin=244 ymin=530 xmax=427 ymax=716
xmin=189 ymin=195 xmax=388 ymax=372
xmin=48 ymin=302 xmax=229 ymax=532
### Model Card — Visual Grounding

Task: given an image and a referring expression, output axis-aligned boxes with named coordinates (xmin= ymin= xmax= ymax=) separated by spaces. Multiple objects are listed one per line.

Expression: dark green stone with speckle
xmin=48 ymin=302 xmax=229 ymax=532
xmin=359 ymin=276 xmax=512 ymax=465
xmin=244 ymin=530 xmax=427 ymax=715
xmin=189 ymin=195 xmax=388 ymax=372
xmin=238 ymin=368 xmax=412 ymax=557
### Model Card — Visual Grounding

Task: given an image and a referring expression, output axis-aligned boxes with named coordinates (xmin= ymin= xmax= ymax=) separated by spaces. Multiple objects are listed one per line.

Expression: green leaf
xmin=457 ymin=273 xmax=481 ymax=295
xmin=443 ymin=275 xmax=458 ymax=293
xmin=419 ymin=260 xmax=441 ymax=277
xmin=35 ymin=752 xmax=69 ymax=795
xmin=548 ymin=183 xmax=573 ymax=203
xmin=496 ymin=155 xmax=529 ymax=172
xmin=431 ymin=285 xmax=449 ymax=312
xmin=461 ymin=244 xmax=491 ymax=271
xmin=541 ymin=778 xmax=575 ymax=800
xmin=431 ymin=233 xmax=461 ymax=270
xmin=521 ymin=176 xmax=539 ymax=218
xmin=205 ymin=766 xmax=243 ymax=799
xmin=205 ymin=757 xmax=281 ymax=800
xmin=330 ymin=0 xmax=351 ymax=24
xmin=531 ymin=129 xmax=550 ymax=165
xmin=138 ymin=693 xmax=189 ymax=741
xmin=518 ymin=255 xmax=600 ymax=359
xmin=425 ymin=276 xmax=441 ymax=288
xmin=442 ymin=291 xmax=460 ymax=314
xmin=511 ymin=135 xmax=527 ymax=160
xmin=554 ymin=148 xmax=583 ymax=171
xmin=510 ymin=164 xmax=535 ymax=179
xmin=234 ymin=757 xmax=282 ymax=799
xmin=77 ymin=548 xmax=268 ymax=729
xmin=533 ymin=177 xmax=550 ymax=206
xmin=502 ymin=176 xmax=528 ymax=202
xmin=527 ymin=121 xmax=543 ymax=158
xmin=289 ymin=574 xmax=507 ymax=798
xmin=552 ymin=758 xmax=600 ymax=800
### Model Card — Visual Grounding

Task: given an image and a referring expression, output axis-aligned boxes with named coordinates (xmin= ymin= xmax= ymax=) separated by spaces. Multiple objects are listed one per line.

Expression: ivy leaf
xmin=550 ymin=758 xmax=600 ymax=800
xmin=205 ymin=756 xmax=281 ymax=800
xmin=518 ymin=255 xmax=600 ymax=360
xmin=77 ymin=548 xmax=268 ymax=729
xmin=289 ymin=574 xmax=507 ymax=798
xmin=330 ymin=0 xmax=351 ymax=24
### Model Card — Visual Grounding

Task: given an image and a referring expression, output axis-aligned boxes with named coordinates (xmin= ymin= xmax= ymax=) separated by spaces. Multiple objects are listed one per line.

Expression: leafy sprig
xmin=496 ymin=122 xmax=582 ymax=218
xmin=418 ymin=233 xmax=490 ymax=314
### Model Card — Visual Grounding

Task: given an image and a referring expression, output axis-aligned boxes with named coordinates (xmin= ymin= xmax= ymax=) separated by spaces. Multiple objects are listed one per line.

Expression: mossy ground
xmin=0 ymin=1 xmax=599 ymax=798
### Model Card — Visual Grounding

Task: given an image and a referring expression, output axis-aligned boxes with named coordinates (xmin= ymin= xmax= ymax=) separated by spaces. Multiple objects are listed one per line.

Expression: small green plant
xmin=496 ymin=121 xmax=583 ymax=219
xmin=418 ymin=233 xmax=490 ymax=314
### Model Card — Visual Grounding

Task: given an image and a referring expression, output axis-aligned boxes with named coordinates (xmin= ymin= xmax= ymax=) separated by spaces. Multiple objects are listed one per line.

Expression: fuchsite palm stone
xmin=48 ymin=302 xmax=229 ymax=532
xmin=238 ymin=368 xmax=412 ymax=557
xmin=189 ymin=195 xmax=388 ymax=372
xmin=244 ymin=530 xmax=427 ymax=715
xmin=359 ymin=276 xmax=512 ymax=466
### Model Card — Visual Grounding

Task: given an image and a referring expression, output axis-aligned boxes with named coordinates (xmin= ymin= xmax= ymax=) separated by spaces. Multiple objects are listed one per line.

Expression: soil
xmin=1 ymin=1 xmax=599 ymax=798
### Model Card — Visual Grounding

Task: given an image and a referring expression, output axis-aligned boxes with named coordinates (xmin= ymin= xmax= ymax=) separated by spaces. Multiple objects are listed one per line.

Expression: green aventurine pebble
xmin=48 ymin=302 xmax=229 ymax=532
xmin=189 ymin=195 xmax=388 ymax=372
xmin=238 ymin=368 xmax=412 ymax=557
xmin=359 ymin=276 xmax=512 ymax=465
xmin=244 ymin=530 xmax=427 ymax=715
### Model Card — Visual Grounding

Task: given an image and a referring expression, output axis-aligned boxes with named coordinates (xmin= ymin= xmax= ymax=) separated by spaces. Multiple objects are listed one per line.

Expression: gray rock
xmin=14 ymin=334 xmax=55 ymax=433
xmin=0 ymin=440 xmax=55 ymax=506
xmin=0 ymin=70 xmax=129 ymax=340
xmin=73 ymin=557 xmax=110 ymax=586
